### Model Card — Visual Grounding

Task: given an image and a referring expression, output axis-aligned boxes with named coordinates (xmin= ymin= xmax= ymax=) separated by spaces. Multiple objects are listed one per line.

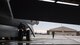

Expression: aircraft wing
xmin=1 ymin=0 xmax=80 ymax=25
xmin=10 ymin=0 xmax=80 ymax=25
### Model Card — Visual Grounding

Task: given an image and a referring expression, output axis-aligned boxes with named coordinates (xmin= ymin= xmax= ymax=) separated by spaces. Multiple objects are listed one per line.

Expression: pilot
xmin=17 ymin=22 xmax=26 ymax=40
xmin=17 ymin=22 xmax=30 ymax=41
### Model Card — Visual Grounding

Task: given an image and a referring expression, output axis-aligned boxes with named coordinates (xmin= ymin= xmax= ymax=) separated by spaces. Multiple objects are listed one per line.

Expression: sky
xmin=33 ymin=21 xmax=80 ymax=33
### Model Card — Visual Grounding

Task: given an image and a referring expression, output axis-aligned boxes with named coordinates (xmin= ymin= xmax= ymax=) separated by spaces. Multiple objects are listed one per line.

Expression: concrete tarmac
xmin=0 ymin=35 xmax=80 ymax=45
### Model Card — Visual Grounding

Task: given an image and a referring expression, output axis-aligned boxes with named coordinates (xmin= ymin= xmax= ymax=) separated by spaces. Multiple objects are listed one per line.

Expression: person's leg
xmin=26 ymin=30 xmax=30 ymax=41
xmin=18 ymin=30 xmax=23 ymax=41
